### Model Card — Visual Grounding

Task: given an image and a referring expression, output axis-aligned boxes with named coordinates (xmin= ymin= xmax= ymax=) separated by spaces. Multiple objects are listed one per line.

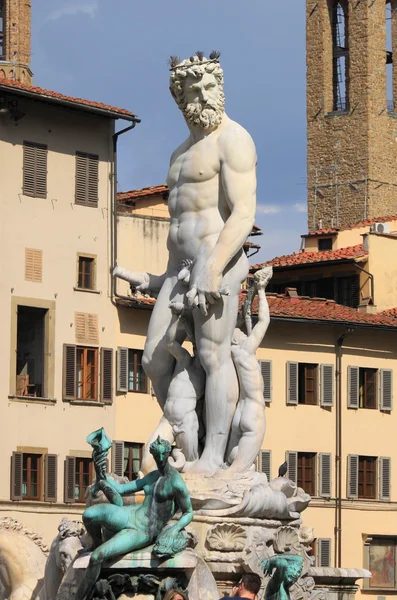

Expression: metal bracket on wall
xmin=354 ymin=0 xmax=362 ymax=7
xmin=368 ymin=0 xmax=377 ymax=7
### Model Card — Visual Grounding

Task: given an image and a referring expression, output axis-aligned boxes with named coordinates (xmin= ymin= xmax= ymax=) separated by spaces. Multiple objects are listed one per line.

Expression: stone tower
xmin=0 ymin=0 xmax=32 ymax=84
xmin=307 ymin=0 xmax=397 ymax=231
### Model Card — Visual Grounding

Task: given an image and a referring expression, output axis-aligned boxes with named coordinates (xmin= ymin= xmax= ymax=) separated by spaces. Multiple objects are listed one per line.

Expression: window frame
xmin=298 ymin=363 xmax=318 ymax=405
xmin=359 ymin=367 xmax=378 ymax=409
xmin=358 ymin=455 xmax=377 ymax=500
xmin=76 ymin=253 xmax=96 ymax=291
xmin=127 ymin=349 xmax=148 ymax=393
xmin=123 ymin=442 xmax=144 ymax=481
xmin=76 ymin=346 xmax=99 ymax=401
xmin=22 ymin=452 xmax=42 ymax=501
xmin=318 ymin=237 xmax=333 ymax=251
xmin=10 ymin=297 xmax=56 ymax=400
xmin=297 ymin=452 xmax=317 ymax=496
xmin=74 ymin=457 xmax=93 ymax=504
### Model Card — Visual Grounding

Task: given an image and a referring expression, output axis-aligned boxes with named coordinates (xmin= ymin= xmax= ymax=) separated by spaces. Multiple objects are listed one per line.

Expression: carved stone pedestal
xmin=56 ymin=548 xmax=219 ymax=600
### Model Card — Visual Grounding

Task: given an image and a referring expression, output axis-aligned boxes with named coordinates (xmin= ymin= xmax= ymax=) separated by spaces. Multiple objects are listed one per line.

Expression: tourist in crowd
xmin=219 ymin=573 xmax=262 ymax=600
xmin=163 ymin=589 xmax=188 ymax=600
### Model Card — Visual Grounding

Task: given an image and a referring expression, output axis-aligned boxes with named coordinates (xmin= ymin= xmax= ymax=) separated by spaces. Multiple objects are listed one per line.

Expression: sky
xmin=32 ymin=0 xmax=308 ymax=263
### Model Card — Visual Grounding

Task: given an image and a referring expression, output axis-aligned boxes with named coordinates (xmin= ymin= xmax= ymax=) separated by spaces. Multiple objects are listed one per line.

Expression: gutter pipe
xmin=335 ymin=329 xmax=354 ymax=568
xmin=110 ymin=120 xmax=140 ymax=304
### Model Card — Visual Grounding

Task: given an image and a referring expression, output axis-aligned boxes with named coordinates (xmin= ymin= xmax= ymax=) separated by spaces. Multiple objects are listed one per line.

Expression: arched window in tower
xmin=386 ymin=2 xmax=394 ymax=112
xmin=0 ymin=0 xmax=4 ymax=60
xmin=332 ymin=1 xmax=349 ymax=112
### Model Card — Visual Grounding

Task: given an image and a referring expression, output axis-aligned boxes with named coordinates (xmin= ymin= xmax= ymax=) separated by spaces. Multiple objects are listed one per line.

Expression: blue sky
xmin=32 ymin=0 xmax=308 ymax=263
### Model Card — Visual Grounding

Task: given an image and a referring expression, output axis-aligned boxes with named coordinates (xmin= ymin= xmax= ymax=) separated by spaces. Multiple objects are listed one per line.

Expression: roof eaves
xmin=271 ymin=315 xmax=397 ymax=331
xmin=0 ymin=83 xmax=138 ymax=122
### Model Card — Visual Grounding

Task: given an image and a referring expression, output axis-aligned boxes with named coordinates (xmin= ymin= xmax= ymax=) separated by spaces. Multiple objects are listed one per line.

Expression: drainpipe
xmin=354 ymin=262 xmax=374 ymax=305
xmin=110 ymin=119 xmax=140 ymax=302
xmin=335 ymin=329 xmax=354 ymax=568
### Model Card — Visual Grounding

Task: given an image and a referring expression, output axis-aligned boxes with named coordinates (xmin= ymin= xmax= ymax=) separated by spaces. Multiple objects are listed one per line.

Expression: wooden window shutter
xmin=63 ymin=344 xmax=76 ymax=400
xmin=258 ymin=450 xmax=271 ymax=481
xmin=319 ymin=453 xmax=332 ymax=497
xmin=347 ymin=454 xmax=359 ymax=498
xmin=44 ymin=454 xmax=58 ymax=502
xmin=286 ymin=362 xmax=299 ymax=405
xmin=101 ymin=348 xmax=113 ymax=404
xmin=260 ymin=360 xmax=272 ymax=402
xmin=75 ymin=312 xmax=99 ymax=345
xmin=64 ymin=456 xmax=76 ymax=503
xmin=286 ymin=451 xmax=298 ymax=484
xmin=380 ymin=457 xmax=391 ymax=501
xmin=347 ymin=366 xmax=359 ymax=409
xmin=317 ymin=539 xmax=331 ymax=568
xmin=380 ymin=369 xmax=393 ymax=412
xmin=75 ymin=152 xmax=98 ymax=207
xmin=112 ymin=441 xmax=124 ymax=477
xmin=11 ymin=451 xmax=23 ymax=501
xmin=117 ymin=347 xmax=129 ymax=393
xmin=23 ymin=141 xmax=47 ymax=198
xmin=320 ymin=364 xmax=334 ymax=407
xmin=25 ymin=248 xmax=43 ymax=283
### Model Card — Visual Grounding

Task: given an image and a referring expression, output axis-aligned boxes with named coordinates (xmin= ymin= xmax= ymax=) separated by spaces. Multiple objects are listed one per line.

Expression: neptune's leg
xmin=82 ymin=503 xmax=134 ymax=551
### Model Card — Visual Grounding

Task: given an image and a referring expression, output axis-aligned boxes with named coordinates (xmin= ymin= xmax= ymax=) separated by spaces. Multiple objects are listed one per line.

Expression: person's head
xmin=163 ymin=589 xmax=188 ymax=600
xmin=149 ymin=436 xmax=172 ymax=469
xmin=233 ymin=573 xmax=262 ymax=598
xmin=169 ymin=53 xmax=225 ymax=130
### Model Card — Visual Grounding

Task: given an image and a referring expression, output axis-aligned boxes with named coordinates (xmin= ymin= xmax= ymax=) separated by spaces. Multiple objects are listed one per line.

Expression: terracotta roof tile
xmin=117 ymin=185 xmax=169 ymax=202
xmin=379 ymin=307 xmax=397 ymax=318
xmin=118 ymin=291 xmax=397 ymax=328
xmin=305 ymin=214 xmax=397 ymax=237
xmin=0 ymin=79 xmax=136 ymax=119
xmin=250 ymin=244 xmax=367 ymax=270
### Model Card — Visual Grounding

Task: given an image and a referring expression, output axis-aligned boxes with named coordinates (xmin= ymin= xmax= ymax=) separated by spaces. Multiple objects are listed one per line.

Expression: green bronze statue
xmin=75 ymin=431 xmax=194 ymax=600
xmin=262 ymin=555 xmax=303 ymax=600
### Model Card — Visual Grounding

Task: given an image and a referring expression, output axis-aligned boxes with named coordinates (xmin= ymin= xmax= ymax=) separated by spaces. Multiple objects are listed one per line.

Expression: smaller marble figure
xmin=75 ymin=432 xmax=193 ymax=600
xmin=262 ymin=555 xmax=303 ymax=600
xmin=221 ymin=266 xmax=273 ymax=478
xmin=164 ymin=301 xmax=205 ymax=464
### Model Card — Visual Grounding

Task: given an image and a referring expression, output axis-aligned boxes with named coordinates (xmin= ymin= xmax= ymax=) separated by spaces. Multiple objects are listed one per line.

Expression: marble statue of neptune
xmin=116 ymin=53 xmax=257 ymax=476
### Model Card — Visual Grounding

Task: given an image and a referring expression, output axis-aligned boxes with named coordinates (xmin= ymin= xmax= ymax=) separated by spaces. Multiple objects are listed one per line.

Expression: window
xmin=335 ymin=275 xmax=359 ymax=308
xmin=359 ymin=368 xmax=377 ymax=409
xmin=16 ymin=306 xmax=47 ymax=398
xmin=348 ymin=455 xmax=391 ymax=500
xmin=298 ymin=363 xmax=318 ymax=405
xmin=76 ymin=347 xmax=98 ymax=400
xmin=348 ymin=367 xmax=393 ymax=411
xmin=364 ymin=537 xmax=397 ymax=590
xmin=331 ymin=2 xmax=349 ymax=112
xmin=22 ymin=453 xmax=42 ymax=500
xmin=77 ymin=256 xmax=95 ymax=290
xmin=297 ymin=452 xmax=316 ymax=496
xmin=358 ymin=455 xmax=377 ymax=500
xmin=63 ymin=345 xmax=113 ymax=403
xmin=318 ymin=238 xmax=333 ymax=251
xmin=11 ymin=451 xmax=58 ymax=502
xmin=123 ymin=443 xmax=144 ymax=481
xmin=287 ymin=451 xmax=332 ymax=497
xmin=25 ymin=248 xmax=43 ymax=283
xmin=75 ymin=152 xmax=99 ymax=207
xmin=126 ymin=349 xmax=147 ymax=393
xmin=74 ymin=457 xmax=92 ymax=503
xmin=23 ymin=141 xmax=47 ymax=198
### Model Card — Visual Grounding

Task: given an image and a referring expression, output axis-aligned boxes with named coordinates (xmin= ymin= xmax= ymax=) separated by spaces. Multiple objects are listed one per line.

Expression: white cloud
xmin=256 ymin=204 xmax=281 ymax=215
xmin=45 ymin=2 xmax=98 ymax=22
xmin=294 ymin=202 xmax=307 ymax=213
